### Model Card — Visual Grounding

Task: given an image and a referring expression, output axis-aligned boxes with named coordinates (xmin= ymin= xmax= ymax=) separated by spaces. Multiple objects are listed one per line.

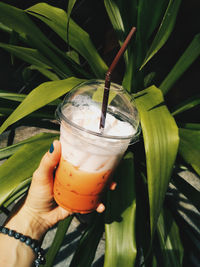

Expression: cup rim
xmin=56 ymin=105 xmax=141 ymax=142
xmin=56 ymin=80 xmax=141 ymax=142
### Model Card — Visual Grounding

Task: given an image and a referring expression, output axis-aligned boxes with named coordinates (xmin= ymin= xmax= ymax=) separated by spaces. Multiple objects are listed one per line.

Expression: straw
xmin=99 ymin=26 xmax=136 ymax=131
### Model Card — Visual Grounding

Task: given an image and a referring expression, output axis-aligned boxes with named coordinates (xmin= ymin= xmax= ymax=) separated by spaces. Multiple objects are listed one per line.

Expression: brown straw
xmin=99 ymin=26 xmax=136 ymax=131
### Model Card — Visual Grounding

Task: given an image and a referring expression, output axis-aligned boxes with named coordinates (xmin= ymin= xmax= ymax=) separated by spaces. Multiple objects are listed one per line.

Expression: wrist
xmin=5 ymin=206 xmax=47 ymax=241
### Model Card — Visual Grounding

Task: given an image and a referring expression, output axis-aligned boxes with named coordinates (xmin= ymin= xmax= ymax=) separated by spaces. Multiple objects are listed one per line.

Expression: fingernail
xmin=49 ymin=143 xmax=54 ymax=153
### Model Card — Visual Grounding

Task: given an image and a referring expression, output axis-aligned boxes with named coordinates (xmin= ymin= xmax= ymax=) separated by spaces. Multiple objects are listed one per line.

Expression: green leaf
xmin=137 ymin=0 xmax=168 ymax=43
xmin=26 ymin=3 xmax=107 ymax=78
xmin=0 ymin=134 xmax=57 ymax=206
xmin=172 ymin=174 xmax=200 ymax=212
xmin=0 ymin=90 xmax=26 ymax=102
xmin=66 ymin=0 xmax=77 ymax=41
xmin=0 ymin=2 xmax=90 ymax=79
xmin=0 ymin=2 xmax=72 ymax=78
xmin=66 ymin=50 xmax=80 ymax=65
xmin=104 ymin=152 xmax=137 ymax=267
xmin=136 ymin=0 xmax=168 ymax=74
xmin=104 ymin=0 xmax=125 ymax=40
xmin=69 ymin=214 xmax=104 ymax=267
xmin=156 ymin=208 xmax=184 ymax=266
xmin=3 ymin=177 xmax=32 ymax=208
xmin=172 ymin=95 xmax=200 ymax=116
xmin=135 ymin=86 xmax=179 ymax=235
xmin=0 ymin=22 xmax=12 ymax=34
xmin=67 ymin=0 xmax=77 ymax=17
xmin=28 ymin=65 xmax=60 ymax=81
xmin=0 ymin=132 xmax=58 ymax=160
xmin=0 ymin=90 xmax=61 ymax=106
xmin=104 ymin=0 xmax=137 ymax=63
xmin=9 ymin=30 xmax=19 ymax=65
xmin=140 ymin=0 xmax=182 ymax=69
xmin=160 ymin=34 xmax=200 ymax=94
xmin=44 ymin=216 xmax=73 ymax=267
xmin=92 ymin=86 xmax=115 ymax=104
xmin=178 ymin=123 xmax=200 ymax=130
xmin=179 ymin=128 xmax=200 ymax=175
xmin=0 ymin=43 xmax=51 ymax=69
xmin=104 ymin=0 xmax=137 ymax=92
xmin=0 ymin=77 xmax=85 ymax=134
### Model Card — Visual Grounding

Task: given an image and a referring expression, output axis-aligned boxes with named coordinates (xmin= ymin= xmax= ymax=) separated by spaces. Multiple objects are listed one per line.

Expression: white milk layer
xmin=60 ymin=105 xmax=135 ymax=173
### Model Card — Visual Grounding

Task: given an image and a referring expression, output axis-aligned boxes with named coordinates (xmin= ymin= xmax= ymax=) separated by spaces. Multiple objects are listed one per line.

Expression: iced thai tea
xmin=53 ymin=80 xmax=140 ymax=213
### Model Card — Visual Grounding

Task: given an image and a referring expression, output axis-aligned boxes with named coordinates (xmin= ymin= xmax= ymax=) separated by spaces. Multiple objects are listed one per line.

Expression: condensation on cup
xmin=53 ymin=80 xmax=141 ymax=214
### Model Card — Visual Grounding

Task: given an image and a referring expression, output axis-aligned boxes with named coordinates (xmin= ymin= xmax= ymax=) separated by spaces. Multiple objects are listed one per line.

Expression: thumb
xmin=33 ymin=140 xmax=61 ymax=183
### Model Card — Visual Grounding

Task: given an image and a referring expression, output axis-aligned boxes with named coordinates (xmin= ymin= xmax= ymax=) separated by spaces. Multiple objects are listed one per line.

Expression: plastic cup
xmin=53 ymin=80 xmax=140 ymax=214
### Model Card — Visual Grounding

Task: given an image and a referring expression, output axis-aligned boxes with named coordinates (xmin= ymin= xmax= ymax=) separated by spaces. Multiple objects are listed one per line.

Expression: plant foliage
xmin=0 ymin=0 xmax=199 ymax=266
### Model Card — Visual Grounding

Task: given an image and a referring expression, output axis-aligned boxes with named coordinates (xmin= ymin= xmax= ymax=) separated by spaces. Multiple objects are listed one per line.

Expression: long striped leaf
xmin=0 ymin=90 xmax=61 ymax=105
xmin=104 ymin=0 xmax=125 ymax=41
xmin=178 ymin=123 xmax=200 ymax=130
xmin=0 ymin=2 xmax=90 ymax=79
xmin=104 ymin=0 xmax=137 ymax=65
xmin=104 ymin=152 xmax=137 ymax=267
xmin=69 ymin=214 xmax=104 ymax=267
xmin=0 ymin=44 xmax=62 ymax=80
xmin=156 ymin=208 xmax=183 ymax=266
xmin=135 ymin=86 xmax=179 ymax=235
xmin=44 ymin=216 xmax=73 ymax=267
xmin=136 ymin=0 xmax=169 ymax=77
xmin=0 ymin=43 xmax=51 ymax=69
xmin=172 ymin=95 xmax=200 ymax=116
xmin=0 ymin=90 xmax=26 ymax=102
xmin=67 ymin=0 xmax=77 ymax=19
xmin=137 ymin=0 xmax=168 ymax=43
xmin=0 ymin=2 xmax=71 ymax=78
xmin=0 ymin=132 xmax=58 ymax=160
xmin=28 ymin=65 xmax=60 ymax=81
xmin=26 ymin=3 xmax=107 ymax=78
xmin=140 ymin=0 xmax=182 ymax=69
xmin=2 ymin=177 xmax=32 ymax=208
xmin=0 ymin=133 xmax=57 ymax=206
xmin=172 ymin=174 xmax=200 ymax=212
xmin=179 ymin=128 xmax=200 ymax=175
xmin=0 ymin=77 xmax=85 ymax=134
xmin=160 ymin=34 xmax=200 ymax=94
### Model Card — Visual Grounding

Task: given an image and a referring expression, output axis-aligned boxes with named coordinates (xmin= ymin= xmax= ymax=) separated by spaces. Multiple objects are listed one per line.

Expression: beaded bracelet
xmin=0 ymin=226 xmax=46 ymax=266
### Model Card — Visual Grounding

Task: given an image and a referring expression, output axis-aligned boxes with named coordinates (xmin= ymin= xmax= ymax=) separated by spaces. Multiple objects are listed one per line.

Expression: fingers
xmin=109 ymin=181 xmax=117 ymax=190
xmin=96 ymin=182 xmax=117 ymax=213
xmin=96 ymin=203 xmax=105 ymax=213
xmin=33 ymin=140 xmax=61 ymax=183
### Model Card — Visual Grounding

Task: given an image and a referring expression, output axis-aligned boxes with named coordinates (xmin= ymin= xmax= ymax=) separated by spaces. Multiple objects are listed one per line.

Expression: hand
xmin=6 ymin=140 xmax=116 ymax=239
xmin=20 ymin=140 xmax=116 ymax=232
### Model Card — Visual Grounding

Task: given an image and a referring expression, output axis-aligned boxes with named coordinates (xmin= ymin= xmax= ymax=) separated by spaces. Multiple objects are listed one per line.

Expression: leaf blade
xmin=160 ymin=34 xmax=200 ymax=94
xmin=0 ymin=43 xmax=50 ymax=69
xmin=44 ymin=216 xmax=73 ymax=267
xmin=140 ymin=0 xmax=182 ymax=69
xmin=0 ymin=132 xmax=58 ymax=160
xmin=179 ymin=128 xmax=200 ymax=175
xmin=172 ymin=95 xmax=200 ymax=116
xmin=69 ymin=214 xmax=104 ymax=267
xmin=0 ymin=134 xmax=57 ymax=206
xmin=26 ymin=3 xmax=107 ymax=78
xmin=0 ymin=77 xmax=85 ymax=134
xmin=104 ymin=152 xmax=137 ymax=267
xmin=135 ymin=86 xmax=179 ymax=235
xmin=156 ymin=208 xmax=184 ymax=266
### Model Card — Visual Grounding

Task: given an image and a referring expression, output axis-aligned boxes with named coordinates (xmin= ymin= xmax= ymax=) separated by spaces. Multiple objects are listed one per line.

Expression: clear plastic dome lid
xmin=56 ymin=80 xmax=141 ymax=143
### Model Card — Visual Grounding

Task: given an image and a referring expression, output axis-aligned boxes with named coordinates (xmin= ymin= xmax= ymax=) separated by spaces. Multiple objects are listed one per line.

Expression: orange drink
xmin=54 ymin=156 xmax=113 ymax=213
xmin=53 ymin=80 xmax=140 ymax=213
